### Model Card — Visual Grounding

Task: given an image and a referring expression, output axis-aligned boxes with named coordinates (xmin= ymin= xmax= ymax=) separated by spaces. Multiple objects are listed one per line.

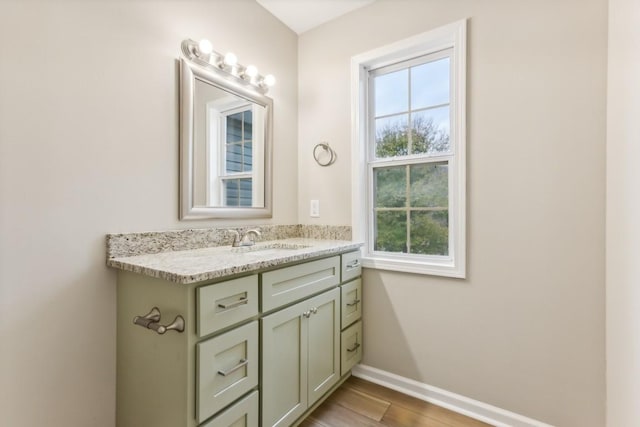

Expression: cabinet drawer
xmin=200 ymin=390 xmax=258 ymax=427
xmin=341 ymin=320 xmax=362 ymax=376
xmin=341 ymin=251 xmax=362 ymax=282
xmin=197 ymin=321 xmax=259 ymax=423
xmin=262 ymin=256 xmax=340 ymax=312
xmin=198 ymin=275 xmax=259 ymax=337
xmin=341 ymin=278 xmax=362 ymax=329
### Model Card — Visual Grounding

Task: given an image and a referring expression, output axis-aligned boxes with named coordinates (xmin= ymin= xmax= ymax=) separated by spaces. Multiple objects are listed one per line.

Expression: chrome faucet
xmin=241 ymin=229 xmax=261 ymax=246
xmin=228 ymin=229 xmax=262 ymax=247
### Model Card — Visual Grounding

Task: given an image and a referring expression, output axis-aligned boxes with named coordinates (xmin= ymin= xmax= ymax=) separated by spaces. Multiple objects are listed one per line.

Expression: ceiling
xmin=256 ymin=0 xmax=376 ymax=34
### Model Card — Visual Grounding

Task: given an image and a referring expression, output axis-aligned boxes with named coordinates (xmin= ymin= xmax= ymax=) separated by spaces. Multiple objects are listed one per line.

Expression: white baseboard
xmin=351 ymin=364 xmax=554 ymax=427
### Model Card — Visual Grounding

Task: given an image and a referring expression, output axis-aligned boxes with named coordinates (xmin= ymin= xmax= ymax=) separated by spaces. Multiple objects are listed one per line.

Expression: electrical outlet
xmin=310 ymin=199 xmax=320 ymax=217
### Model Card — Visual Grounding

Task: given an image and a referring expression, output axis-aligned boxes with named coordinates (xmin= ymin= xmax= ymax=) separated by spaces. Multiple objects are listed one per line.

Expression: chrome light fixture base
xmin=181 ymin=39 xmax=275 ymax=94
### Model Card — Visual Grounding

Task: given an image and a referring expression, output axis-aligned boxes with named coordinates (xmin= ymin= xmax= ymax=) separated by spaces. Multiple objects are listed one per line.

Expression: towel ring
xmin=313 ymin=142 xmax=337 ymax=167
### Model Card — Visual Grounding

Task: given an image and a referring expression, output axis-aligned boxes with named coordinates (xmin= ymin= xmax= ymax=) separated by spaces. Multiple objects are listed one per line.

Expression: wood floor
xmin=300 ymin=376 xmax=492 ymax=427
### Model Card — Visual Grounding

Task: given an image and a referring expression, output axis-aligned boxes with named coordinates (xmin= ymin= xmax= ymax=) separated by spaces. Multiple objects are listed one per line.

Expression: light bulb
xmin=245 ymin=65 xmax=258 ymax=78
xmin=263 ymin=74 xmax=276 ymax=87
xmin=223 ymin=52 xmax=238 ymax=67
xmin=198 ymin=39 xmax=213 ymax=56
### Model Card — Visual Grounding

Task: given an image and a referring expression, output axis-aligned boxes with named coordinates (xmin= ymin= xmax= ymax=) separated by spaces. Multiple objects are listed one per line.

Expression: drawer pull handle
xmin=133 ymin=307 xmax=185 ymax=335
xmin=347 ymin=342 xmax=361 ymax=353
xmin=346 ymin=299 xmax=361 ymax=307
xmin=217 ymin=359 xmax=248 ymax=376
xmin=346 ymin=260 xmax=360 ymax=269
xmin=218 ymin=297 xmax=248 ymax=310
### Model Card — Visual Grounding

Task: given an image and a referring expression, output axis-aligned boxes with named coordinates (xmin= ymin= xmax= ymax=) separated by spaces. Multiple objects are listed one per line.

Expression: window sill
xmin=361 ymin=255 xmax=465 ymax=278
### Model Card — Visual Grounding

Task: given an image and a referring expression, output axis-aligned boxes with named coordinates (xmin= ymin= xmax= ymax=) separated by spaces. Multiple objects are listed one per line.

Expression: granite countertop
xmin=107 ymin=238 xmax=363 ymax=284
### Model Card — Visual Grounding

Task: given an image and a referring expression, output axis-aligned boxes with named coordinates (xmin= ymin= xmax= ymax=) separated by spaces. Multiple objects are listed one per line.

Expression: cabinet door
xmin=341 ymin=320 xmax=363 ymax=376
xmin=341 ymin=251 xmax=362 ymax=283
xmin=200 ymin=390 xmax=259 ymax=427
xmin=261 ymin=302 xmax=308 ymax=427
xmin=197 ymin=321 xmax=259 ymax=423
xmin=340 ymin=278 xmax=362 ymax=329
xmin=198 ymin=275 xmax=259 ymax=337
xmin=262 ymin=256 xmax=340 ymax=312
xmin=307 ymin=288 xmax=340 ymax=406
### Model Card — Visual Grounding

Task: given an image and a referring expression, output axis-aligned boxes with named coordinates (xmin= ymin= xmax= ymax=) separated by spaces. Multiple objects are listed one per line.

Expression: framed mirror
xmin=179 ymin=55 xmax=273 ymax=219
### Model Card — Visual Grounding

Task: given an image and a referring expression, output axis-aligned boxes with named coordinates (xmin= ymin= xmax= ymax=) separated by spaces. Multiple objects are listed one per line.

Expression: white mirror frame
xmin=179 ymin=57 xmax=273 ymax=220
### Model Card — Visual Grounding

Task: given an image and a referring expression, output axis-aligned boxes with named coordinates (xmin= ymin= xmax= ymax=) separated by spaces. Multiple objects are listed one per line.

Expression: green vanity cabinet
xmin=116 ymin=272 xmax=260 ymax=427
xmin=261 ymin=288 xmax=340 ymax=427
xmin=115 ymin=248 xmax=361 ymax=427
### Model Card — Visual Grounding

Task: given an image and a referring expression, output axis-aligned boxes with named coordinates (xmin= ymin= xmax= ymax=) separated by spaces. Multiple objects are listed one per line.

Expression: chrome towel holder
xmin=313 ymin=142 xmax=337 ymax=167
xmin=133 ymin=307 xmax=185 ymax=335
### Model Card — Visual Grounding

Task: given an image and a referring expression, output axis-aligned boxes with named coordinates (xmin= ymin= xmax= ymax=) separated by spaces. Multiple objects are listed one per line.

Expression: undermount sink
xmin=230 ymin=242 xmax=311 ymax=255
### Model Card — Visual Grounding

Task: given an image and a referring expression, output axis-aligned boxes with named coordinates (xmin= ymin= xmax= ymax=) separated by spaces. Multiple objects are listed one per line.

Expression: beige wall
xmin=606 ymin=0 xmax=640 ymax=426
xmin=0 ymin=1 xmax=297 ymax=426
xmin=298 ymin=1 xmax=607 ymax=425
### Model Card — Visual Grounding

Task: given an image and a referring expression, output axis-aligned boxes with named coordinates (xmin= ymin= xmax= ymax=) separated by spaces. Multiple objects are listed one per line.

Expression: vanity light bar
xmin=181 ymin=39 xmax=275 ymax=94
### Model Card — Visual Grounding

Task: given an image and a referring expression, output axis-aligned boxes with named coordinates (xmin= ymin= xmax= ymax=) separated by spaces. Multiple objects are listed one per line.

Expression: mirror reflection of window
xmin=194 ymin=77 xmax=265 ymax=209
xmin=223 ymin=109 xmax=253 ymax=207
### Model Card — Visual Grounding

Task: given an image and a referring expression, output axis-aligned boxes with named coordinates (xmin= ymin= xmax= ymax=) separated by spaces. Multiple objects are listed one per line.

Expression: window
xmin=351 ymin=20 xmax=467 ymax=277
xmin=222 ymin=108 xmax=253 ymax=207
xmin=206 ymin=100 xmax=264 ymax=208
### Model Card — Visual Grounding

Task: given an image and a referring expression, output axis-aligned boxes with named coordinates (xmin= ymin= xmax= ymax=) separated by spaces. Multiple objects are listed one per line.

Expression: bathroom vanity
xmin=108 ymin=231 xmax=362 ymax=427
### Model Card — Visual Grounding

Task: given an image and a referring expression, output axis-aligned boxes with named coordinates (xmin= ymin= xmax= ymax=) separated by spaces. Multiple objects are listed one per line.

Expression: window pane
xmin=410 ymin=162 xmax=448 ymax=208
xmin=243 ymin=110 xmax=253 ymax=141
xmin=226 ymin=143 xmax=242 ymax=172
xmin=239 ymin=178 xmax=252 ymax=207
xmin=374 ymin=166 xmax=406 ymax=208
xmin=411 ymin=57 xmax=450 ymax=110
xmin=375 ymin=211 xmax=407 ymax=253
xmin=410 ymin=210 xmax=448 ymax=255
xmin=412 ymin=107 xmax=450 ymax=154
xmin=374 ymin=69 xmax=408 ymax=117
xmin=224 ymin=179 xmax=239 ymax=206
xmin=375 ymin=114 xmax=408 ymax=158
xmin=227 ymin=113 xmax=242 ymax=143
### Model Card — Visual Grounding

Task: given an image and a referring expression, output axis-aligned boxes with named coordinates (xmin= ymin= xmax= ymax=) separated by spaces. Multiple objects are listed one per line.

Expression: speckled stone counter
xmin=106 ymin=225 xmax=361 ymax=284
xmin=106 ymin=224 xmax=352 ymax=258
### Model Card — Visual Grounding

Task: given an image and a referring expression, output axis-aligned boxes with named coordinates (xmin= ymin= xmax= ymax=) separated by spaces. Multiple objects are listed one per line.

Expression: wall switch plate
xmin=310 ymin=199 xmax=320 ymax=217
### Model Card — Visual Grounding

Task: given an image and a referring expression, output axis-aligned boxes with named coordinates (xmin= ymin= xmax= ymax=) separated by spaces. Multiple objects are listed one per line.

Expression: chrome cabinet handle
xmin=133 ymin=307 xmax=185 ymax=334
xmin=303 ymin=307 xmax=317 ymax=318
xmin=346 ymin=299 xmax=361 ymax=307
xmin=218 ymin=359 xmax=248 ymax=376
xmin=346 ymin=260 xmax=360 ymax=269
xmin=347 ymin=342 xmax=361 ymax=353
xmin=218 ymin=297 xmax=248 ymax=310
xmin=302 ymin=307 xmax=318 ymax=319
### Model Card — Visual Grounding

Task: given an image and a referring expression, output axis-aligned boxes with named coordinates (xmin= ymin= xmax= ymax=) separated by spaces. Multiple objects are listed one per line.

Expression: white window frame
xmin=351 ymin=20 xmax=467 ymax=278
